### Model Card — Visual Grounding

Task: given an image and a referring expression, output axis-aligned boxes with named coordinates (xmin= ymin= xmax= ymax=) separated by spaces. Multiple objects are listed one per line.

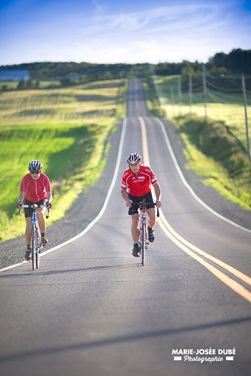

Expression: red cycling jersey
xmin=20 ymin=173 xmax=51 ymax=203
xmin=121 ymin=164 xmax=158 ymax=197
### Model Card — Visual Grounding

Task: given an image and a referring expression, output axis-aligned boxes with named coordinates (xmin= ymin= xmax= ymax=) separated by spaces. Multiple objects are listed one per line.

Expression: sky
xmin=0 ymin=0 xmax=251 ymax=66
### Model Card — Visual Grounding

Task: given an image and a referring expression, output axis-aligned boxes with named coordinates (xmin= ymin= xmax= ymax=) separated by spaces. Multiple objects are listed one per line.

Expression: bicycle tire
xmin=35 ymin=228 xmax=40 ymax=269
xmin=141 ymin=222 xmax=146 ymax=266
xmin=35 ymin=251 xmax=40 ymax=269
xmin=31 ymin=225 xmax=36 ymax=271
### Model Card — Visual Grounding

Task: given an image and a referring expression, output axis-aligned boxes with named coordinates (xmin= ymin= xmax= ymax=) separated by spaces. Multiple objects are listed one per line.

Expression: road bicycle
xmin=19 ymin=204 xmax=49 ymax=270
xmin=136 ymin=200 xmax=159 ymax=266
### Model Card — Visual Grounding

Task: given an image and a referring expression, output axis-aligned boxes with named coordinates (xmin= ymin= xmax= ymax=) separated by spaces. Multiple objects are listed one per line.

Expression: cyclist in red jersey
xmin=121 ymin=153 xmax=162 ymax=257
xmin=17 ymin=160 xmax=52 ymax=261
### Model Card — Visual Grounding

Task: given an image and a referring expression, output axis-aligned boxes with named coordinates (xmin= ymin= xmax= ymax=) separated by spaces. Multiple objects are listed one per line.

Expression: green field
xmin=1 ymin=75 xmax=250 ymax=242
xmin=152 ymin=75 xmax=251 ymax=211
xmin=0 ymin=79 xmax=126 ymax=241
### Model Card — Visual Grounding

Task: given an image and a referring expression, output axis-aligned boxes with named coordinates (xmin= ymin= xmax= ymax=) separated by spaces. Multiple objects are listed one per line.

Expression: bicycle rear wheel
xmin=31 ymin=225 xmax=36 ymax=271
xmin=141 ymin=223 xmax=146 ymax=266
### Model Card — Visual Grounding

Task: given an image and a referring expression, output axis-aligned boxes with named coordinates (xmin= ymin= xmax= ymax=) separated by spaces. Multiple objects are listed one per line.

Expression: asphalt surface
xmin=0 ymin=82 xmax=250 ymax=270
xmin=0 ymin=78 xmax=251 ymax=376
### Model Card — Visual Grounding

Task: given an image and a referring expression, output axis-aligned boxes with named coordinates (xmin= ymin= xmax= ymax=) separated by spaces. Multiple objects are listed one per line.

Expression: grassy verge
xmin=176 ymin=115 xmax=251 ymax=209
xmin=153 ymin=75 xmax=251 ymax=153
xmin=0 ymin=79 xmax=127 ymax=242
xmin=145 ymin=75 xmax=251 ymax=211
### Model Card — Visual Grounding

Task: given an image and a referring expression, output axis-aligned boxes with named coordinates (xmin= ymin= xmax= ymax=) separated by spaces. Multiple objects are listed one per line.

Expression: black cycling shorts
xmin=128 ymin=191 xmax=155 ymax=215
xmin=23 ymin=198 xmax=46 ymax=218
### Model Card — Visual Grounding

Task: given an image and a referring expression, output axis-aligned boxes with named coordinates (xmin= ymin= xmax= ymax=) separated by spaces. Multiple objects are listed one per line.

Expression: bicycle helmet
xmin=126 ymin=153 xmax=142 ymax=165
xmin=28 ymin=160 xmax=43 ymax=172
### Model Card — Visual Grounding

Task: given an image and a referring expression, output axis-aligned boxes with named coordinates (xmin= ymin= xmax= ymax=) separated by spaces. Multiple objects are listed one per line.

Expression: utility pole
xmin=178 ymin=76 xmax=182 ymax=116
xmin=202 ymin=65 xmax=208 ymax=122
xmin=170 ymin=88 xmax=175 ymax=117
xmin=241 ymin=74 xmax=251 ymax=162
xmin=189 ymin=73 xmax=192 ymax=119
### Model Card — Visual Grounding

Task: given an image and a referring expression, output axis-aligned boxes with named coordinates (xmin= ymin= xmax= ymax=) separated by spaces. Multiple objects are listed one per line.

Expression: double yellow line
xmin=139 ymin=116 xmax=251 ymax=303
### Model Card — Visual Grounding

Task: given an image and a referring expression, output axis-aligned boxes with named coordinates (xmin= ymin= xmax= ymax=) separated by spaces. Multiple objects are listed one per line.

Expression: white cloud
xmin=1 ymin=0 xmax=250 ymax=64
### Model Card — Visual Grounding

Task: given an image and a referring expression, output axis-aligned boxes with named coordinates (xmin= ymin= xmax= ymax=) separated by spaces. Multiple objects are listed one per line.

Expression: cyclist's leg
xmin=37 ymin=208 xmax=46 ymax=232
xmin=131 ymin=213 xmax=140 ymax=243
xmin=142 ymin=191 xmax=155 ymax=228
xmin=128 ymin=194 xmax=141 ymax=243
xmin=144 ymin=192 xmax=156 ymax=242
xmin=24 ymin=216 xmax=32 ymax=260
xmin=36 ymin=201 xmax=46 ymax=233
xmin=25 ymin=216 xmax=32 ymax=245
xmin=36 ymin=199 xmax=47 ymax=245
xmin=147 ymin=207 xmax=156 ymax=228
xmin=131 ymin=213 xmax=140 ymax=256
xmin=147 ymin=208 xmax=156 ymax=242
xmin=23 ymin=199 xmax=33 ymax=246
xmin=128 ymin=195 xmax=141 ymax=256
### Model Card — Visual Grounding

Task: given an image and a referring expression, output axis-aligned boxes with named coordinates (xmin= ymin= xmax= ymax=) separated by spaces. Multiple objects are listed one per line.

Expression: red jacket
xmin=20 ymin=173 xmax=51 ymax=202
xmin=121 ymin=165 xmax=158 ymax=197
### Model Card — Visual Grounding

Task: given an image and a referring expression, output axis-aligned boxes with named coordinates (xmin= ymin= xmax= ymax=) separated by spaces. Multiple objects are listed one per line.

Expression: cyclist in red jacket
xmin=17 ymin=160 xmax=52 ymax=261
xmin=121 ymin=153 xmax=162 ymax=257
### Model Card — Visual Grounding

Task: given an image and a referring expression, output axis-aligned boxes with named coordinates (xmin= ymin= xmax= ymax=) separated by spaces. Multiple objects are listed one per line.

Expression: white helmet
xmin=126 ymin=153 xmax=142 ymax=165
xmin=28 ymin=160 xmax=42 ymax=172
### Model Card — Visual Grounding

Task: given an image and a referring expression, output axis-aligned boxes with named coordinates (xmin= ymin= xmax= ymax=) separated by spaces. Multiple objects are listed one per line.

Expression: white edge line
xmin=0 ymin=119 xmax=127 ymax=272
xmin=155 ymin=117 xmax=251 ymax=234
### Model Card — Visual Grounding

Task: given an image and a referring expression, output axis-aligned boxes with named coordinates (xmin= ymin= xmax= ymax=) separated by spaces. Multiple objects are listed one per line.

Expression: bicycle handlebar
xmin=19 ymin=204 xmax=50 ymax=219
xmin=132 ymin=200 xmax=160 ymax=217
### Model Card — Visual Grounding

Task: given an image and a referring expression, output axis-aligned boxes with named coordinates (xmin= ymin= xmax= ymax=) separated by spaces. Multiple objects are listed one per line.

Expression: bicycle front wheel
xmin=35 ymin=227 xmax=41 ymax=269
xmin=141 ymin=223 xmax=146 ymax=266
xmin=35 ymin=250 xmax=40 ymax=269
xmin=31 ymin=225 xmax=36 ymax=271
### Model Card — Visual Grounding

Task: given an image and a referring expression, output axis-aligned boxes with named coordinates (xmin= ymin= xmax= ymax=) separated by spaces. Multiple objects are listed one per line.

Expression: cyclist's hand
xmin=155 ymin=200 xmax=162 ymax=208
xmin=17 ymin=201 xmax=23 ymax=210
xmin=46 ymin=201 xmax=52 ymax=209
xmin=126 ymin=200 xmax=132 ymax=208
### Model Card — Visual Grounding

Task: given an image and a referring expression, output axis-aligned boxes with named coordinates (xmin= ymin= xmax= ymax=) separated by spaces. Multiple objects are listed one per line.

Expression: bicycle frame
xmin=31 ymin=208 xmax=41 ymax=270
xmin=20 ymin=204 xmax=49 ymax=270
xmin=137 ymin=200 xmax=159 ymax=266
xmin=138 ymin=201 xmax=148 ymax=266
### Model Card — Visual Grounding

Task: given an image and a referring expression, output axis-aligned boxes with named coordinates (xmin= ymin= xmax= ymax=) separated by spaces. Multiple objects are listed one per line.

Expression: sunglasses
xmin=30 ymin=171 xmax=41 ymax=174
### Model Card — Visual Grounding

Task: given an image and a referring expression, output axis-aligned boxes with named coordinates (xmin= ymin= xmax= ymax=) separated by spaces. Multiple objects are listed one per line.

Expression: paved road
xmin=0 ymin=78 xmax=251 ymax=376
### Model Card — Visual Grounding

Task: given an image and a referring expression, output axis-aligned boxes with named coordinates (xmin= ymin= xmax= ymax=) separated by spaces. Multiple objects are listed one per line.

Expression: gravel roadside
xmin=0 ymin=118 xmax=250 ymax=270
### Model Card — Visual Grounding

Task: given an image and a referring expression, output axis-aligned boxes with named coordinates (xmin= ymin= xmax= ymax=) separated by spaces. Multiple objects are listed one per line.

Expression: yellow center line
xmin=160 ymin=214 xmax=251 ymax=286
xmin=139 ymin=116 xmax=150 ymax=166
xmin=139 ymin=116 xmax=251 ymax=303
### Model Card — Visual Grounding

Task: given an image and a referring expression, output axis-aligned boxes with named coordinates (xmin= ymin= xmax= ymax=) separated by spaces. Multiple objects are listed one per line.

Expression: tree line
xmin=0 ymin=48 xmax=250 ymax=90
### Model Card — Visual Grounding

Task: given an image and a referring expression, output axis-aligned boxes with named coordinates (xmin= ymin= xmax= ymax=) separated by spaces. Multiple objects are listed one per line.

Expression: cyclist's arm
xmin=46 ymin=191 xmax=52 ymax=203
xmin=18 ymin=191 xmax=25 ymax=203
xmin=153 ymin=182 xmax=162 ymax=207
xmin=121 ymin=190 xmax=132 ymax=207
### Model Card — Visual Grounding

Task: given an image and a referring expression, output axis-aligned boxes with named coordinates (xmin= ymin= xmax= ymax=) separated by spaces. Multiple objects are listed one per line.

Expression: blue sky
xmin=0 ymin=0 xmax=251 ymax=66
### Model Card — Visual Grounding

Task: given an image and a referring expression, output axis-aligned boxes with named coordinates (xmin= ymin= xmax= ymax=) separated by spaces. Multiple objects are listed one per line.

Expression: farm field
xmin=153 ymin=75 xmax=251 ymax=153
xmin=0 ymin=79 xmax=126 ymax=241
xmin=153 ymin=75 xmax=251 ymax=211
